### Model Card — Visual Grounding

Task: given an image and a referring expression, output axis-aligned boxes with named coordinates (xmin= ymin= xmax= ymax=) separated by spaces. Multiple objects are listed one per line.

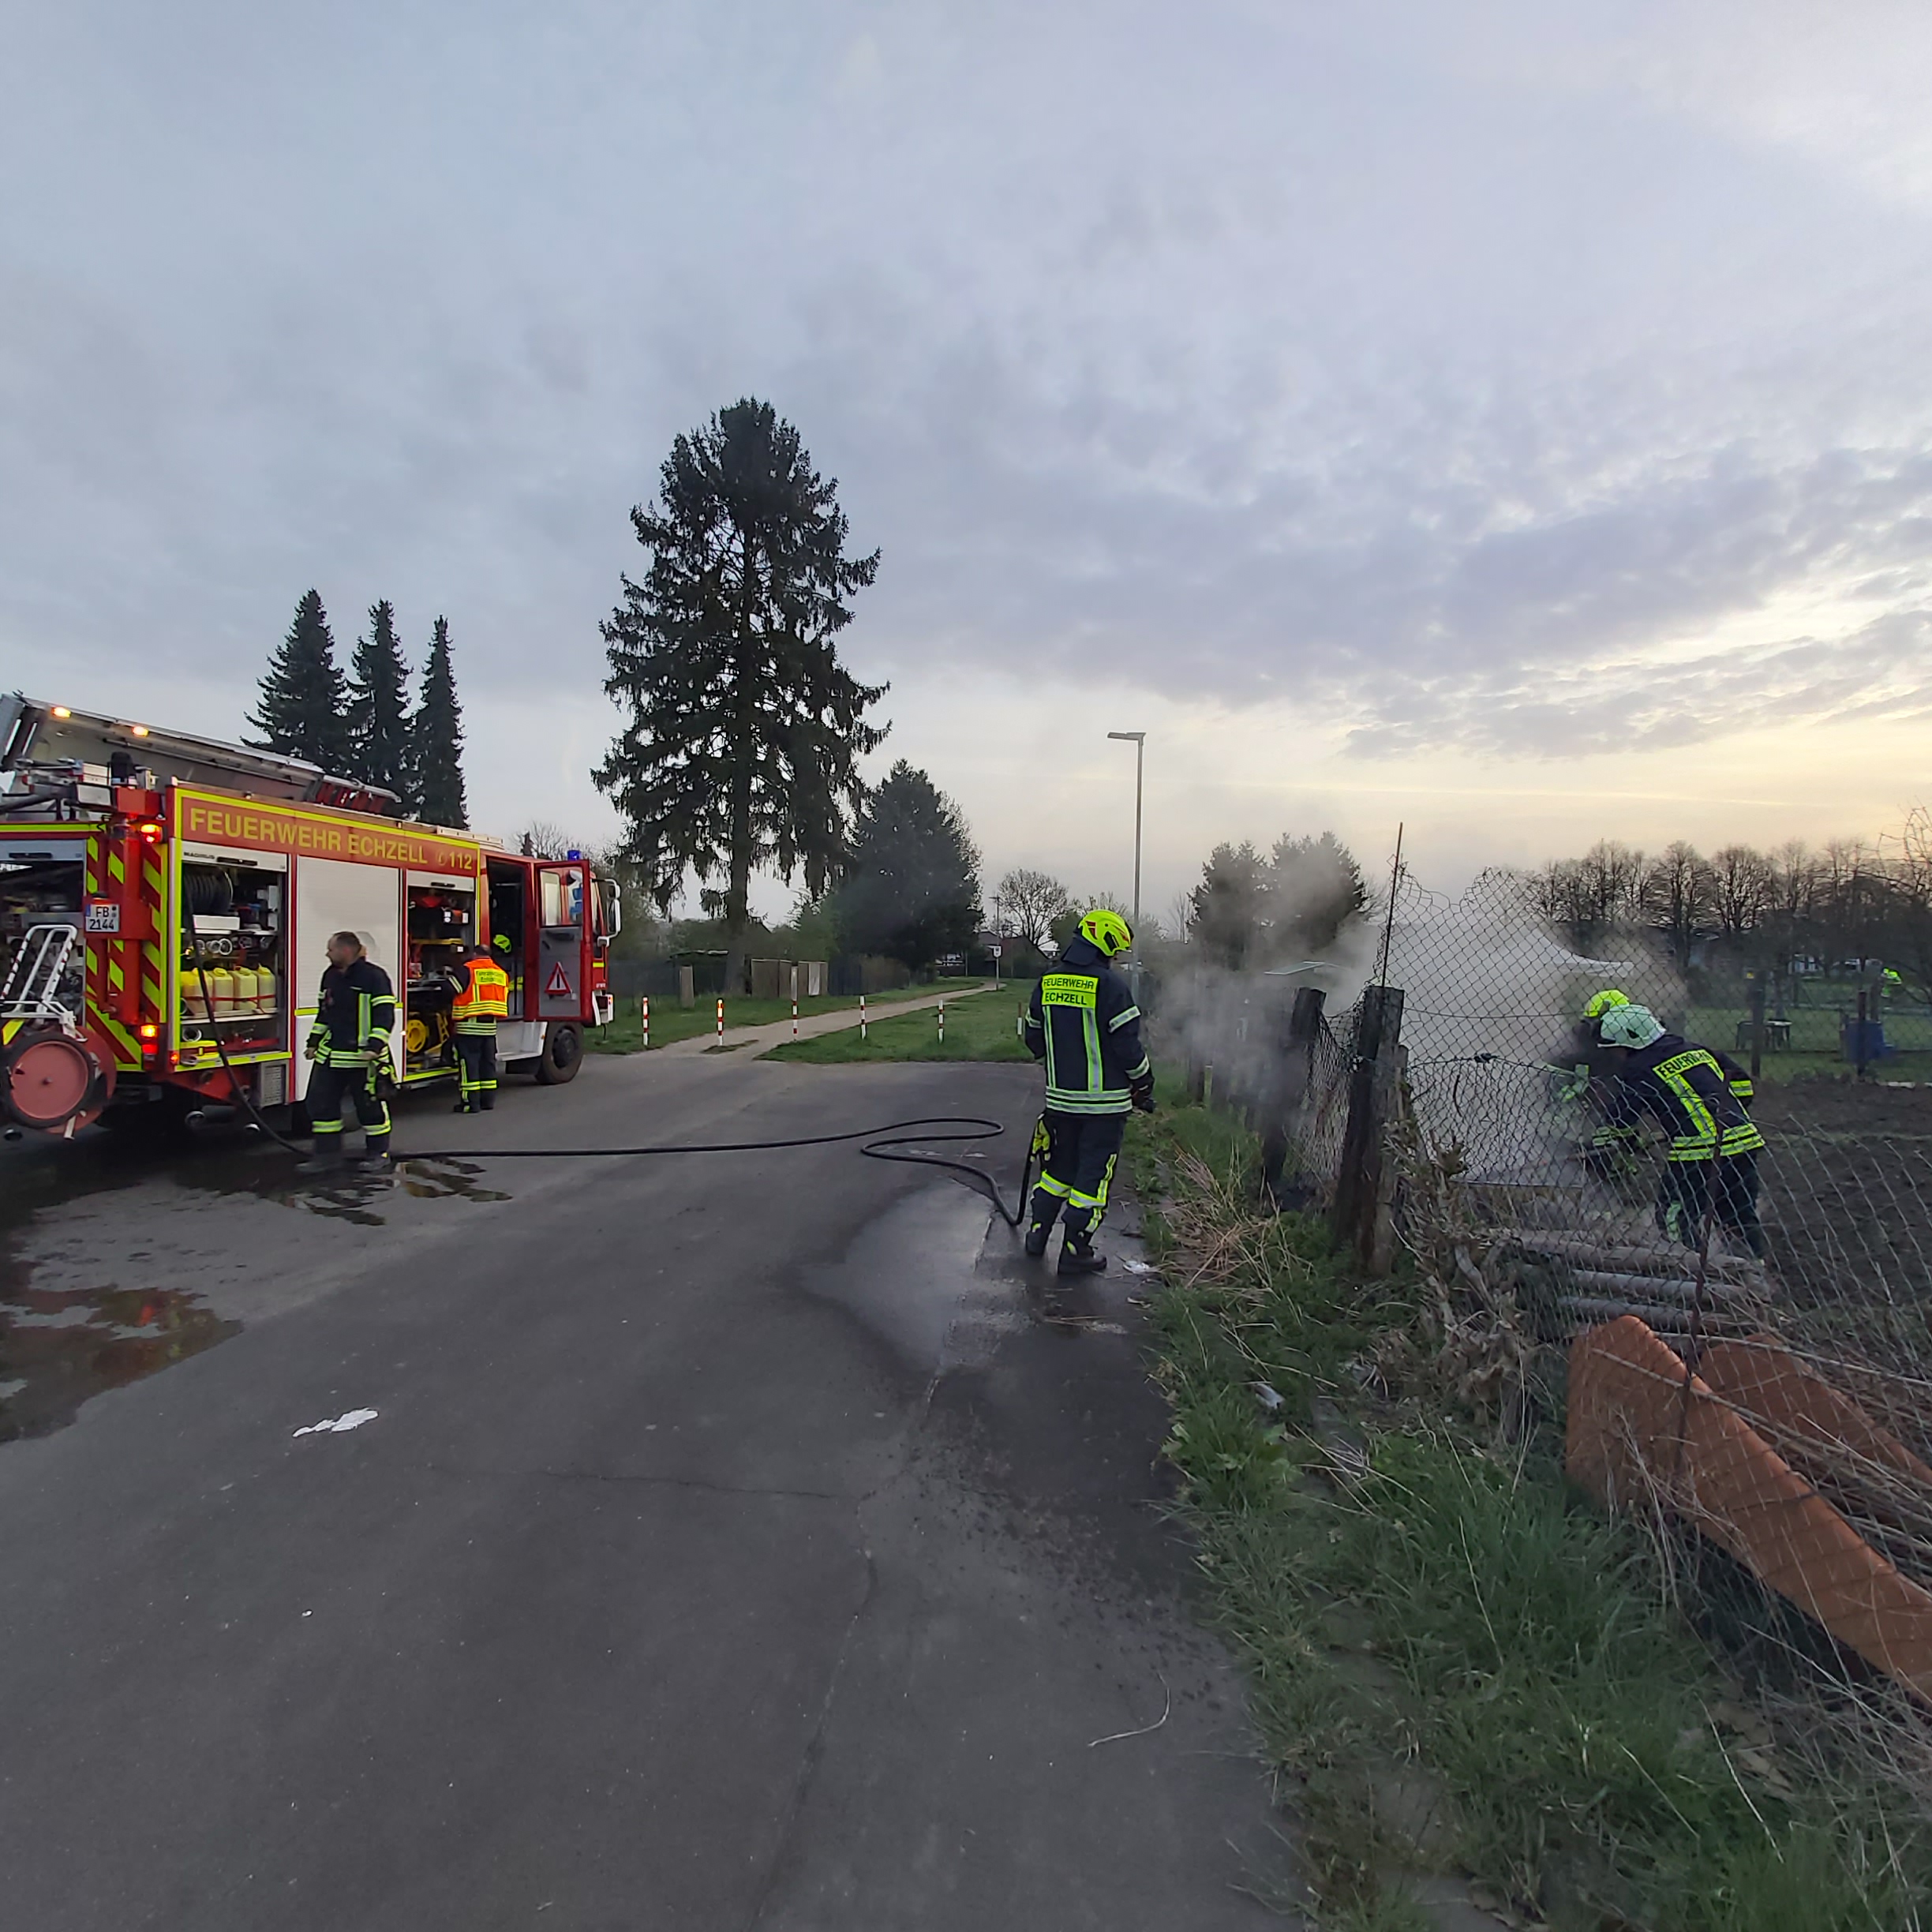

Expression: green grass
xmin=587 ymin=980 xmax=953 ymax=1054
xmin=1684 ymin=1002 xmax=1932 ymax=1084
xmin=1134 ymin=1102 xmax=1927 ymax=1930
xmin=763 ymin=981 xmax=1033 ymax=1062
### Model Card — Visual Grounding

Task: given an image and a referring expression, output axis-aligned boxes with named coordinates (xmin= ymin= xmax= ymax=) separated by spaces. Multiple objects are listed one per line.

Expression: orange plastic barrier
xmin=1567 ymin=1316 xmax=1932 ymax=1703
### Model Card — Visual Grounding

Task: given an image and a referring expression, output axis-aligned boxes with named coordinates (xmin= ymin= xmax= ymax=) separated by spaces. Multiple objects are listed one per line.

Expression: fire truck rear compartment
xmin=1 ymin=848 xmax=85 ymax=1018
xmin=177 ymin=859 xmax=288 ymax=1076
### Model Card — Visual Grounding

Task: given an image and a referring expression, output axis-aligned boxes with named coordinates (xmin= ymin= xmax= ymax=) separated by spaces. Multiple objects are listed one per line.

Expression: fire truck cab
xmin=0 ymin=694 xmax=616 ymax=1138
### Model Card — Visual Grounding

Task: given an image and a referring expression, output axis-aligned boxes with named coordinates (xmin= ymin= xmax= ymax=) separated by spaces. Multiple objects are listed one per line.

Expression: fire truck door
xmin=291 ymin=857 xmax=405 ymax=1100
xmin=535 ymin=864 xmax=586 ymax=1018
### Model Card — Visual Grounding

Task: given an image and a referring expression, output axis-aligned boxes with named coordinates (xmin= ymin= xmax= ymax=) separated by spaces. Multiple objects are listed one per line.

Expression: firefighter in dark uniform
xmin=1022 ymin=908 xmax=1154 ymax=1275
xmin=1582 ymin=987 xmax=1755 ymax=1106
xmin=299 ymin=930 xmax=397 ymax=1172
xmin=1586 ymin=999 xmax=1766 ymax=1257
xmin=445 ymin=942 xmax=511 ymax=1113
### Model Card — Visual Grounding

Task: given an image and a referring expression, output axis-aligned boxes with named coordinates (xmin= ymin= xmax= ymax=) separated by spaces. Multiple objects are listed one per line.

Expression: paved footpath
xmin=0 ymin=1051 xmax=1294 ymax=1929
xmin=651 ymin=979 xmax=998 ymax=1057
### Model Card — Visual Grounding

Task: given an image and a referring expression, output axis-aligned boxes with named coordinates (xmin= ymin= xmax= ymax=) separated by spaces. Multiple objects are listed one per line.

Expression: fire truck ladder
xmin=0 ymin=921 xmax=80 ymax=1027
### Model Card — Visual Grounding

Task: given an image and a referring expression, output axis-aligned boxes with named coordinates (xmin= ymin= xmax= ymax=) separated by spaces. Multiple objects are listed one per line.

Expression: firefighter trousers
xmin=307 ymin=1060 xmax=391 ymax=1154
xmin=455 ymin=1026 xmax=498 ymax=1110
xmin=1029 ymin=1110 xmax=1126 ymax=1246
xmin=1657 ymin=1152 xmax=1763 ymax=1258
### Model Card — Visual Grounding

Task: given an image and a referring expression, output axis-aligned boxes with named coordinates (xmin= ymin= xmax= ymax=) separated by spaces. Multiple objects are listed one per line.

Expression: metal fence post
xmin=1331 ymin=983 xmax=1404 ymax=1271
xmin=1747 ymin=972 xmax=1766 ymax=1085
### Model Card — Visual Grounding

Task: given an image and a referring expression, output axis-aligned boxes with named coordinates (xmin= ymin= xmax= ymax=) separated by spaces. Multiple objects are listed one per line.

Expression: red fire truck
xmin=0 ymin=694 xmax=618 ymax=1138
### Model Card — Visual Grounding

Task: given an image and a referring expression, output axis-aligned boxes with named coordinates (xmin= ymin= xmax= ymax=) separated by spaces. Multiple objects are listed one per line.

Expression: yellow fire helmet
xmin=1078 ymin=907 xmax=1133 ymax=957
xmin=1582 ymin=988 xmax=1629 ymax=1023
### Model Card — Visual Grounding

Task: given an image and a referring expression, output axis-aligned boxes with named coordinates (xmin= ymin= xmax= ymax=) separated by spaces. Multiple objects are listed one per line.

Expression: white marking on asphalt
xmin=292 ymin=1408 xmax=379 ymax=1437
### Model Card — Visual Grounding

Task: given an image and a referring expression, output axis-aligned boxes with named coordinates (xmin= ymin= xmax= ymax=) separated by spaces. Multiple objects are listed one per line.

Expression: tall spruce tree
xmin=595 ymin=398 xmax=886 ymax=990
xmin=347 ymin=599 xmax=414 ymax=808
xmin=833 ymin=762 xmax=982 ymax=973
xmin=247 ymin=590 xmax=351 ymax=769
xmin=410 ymin=616 xmax=468 ymax=827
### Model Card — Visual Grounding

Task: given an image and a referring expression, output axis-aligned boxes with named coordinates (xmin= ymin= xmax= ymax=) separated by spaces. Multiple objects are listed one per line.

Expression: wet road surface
xmin=0 ymin=1053 xmax=1290 ymax=1929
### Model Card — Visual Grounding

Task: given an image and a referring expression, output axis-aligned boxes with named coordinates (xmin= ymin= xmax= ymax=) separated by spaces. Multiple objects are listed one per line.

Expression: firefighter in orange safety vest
xmin=446 ymin=943 xmax=511 ymax=1113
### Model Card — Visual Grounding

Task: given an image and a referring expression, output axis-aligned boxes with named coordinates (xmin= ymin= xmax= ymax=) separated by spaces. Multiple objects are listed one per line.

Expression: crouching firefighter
xmin=1022 ymin=908 xmax=1155 ymax=1275
xmin=446 ymin=943 xmax=511 ymax=1113
xmin=299 ymin=930 xmax=398 ymax=1173
xmin=1588 ymin=1000 xmax=1766 ymax=1258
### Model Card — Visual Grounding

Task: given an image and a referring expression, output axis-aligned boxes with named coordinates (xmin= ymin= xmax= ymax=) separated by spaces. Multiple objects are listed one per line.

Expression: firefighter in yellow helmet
xmin=1021 ymin=908 xmax=1153 ymax=1275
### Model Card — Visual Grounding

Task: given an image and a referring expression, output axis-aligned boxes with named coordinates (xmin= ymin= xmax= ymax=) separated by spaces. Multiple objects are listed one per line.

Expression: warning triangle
xmin=545 ymin=962 xmax=572 ymax=998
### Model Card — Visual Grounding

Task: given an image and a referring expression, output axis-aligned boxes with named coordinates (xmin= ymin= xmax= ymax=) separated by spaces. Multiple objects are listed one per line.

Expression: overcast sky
xmin=6 ymin=1 xmax=1932 ymax=920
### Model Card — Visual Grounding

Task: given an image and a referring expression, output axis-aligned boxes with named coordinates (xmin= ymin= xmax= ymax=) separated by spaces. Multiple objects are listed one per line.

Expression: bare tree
xmin=1164 ymin=889 xmax=1194 ymax=944
xmin=1577 ymin=840 xmax=1647 ymax=931
xmin=1642 ymin=840 xmax=1714 ymax=970
xmin=996 ymin=867 xmax=1071 ymax=951
xmin=1709 ymin=844 xmax=1773 ymax=939
xmin=515 ymin=819 xmax=578 ymax=859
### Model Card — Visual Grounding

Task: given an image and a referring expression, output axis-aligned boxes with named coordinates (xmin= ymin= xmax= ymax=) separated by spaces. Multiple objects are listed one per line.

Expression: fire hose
xmin=190 ymin=960 xmax=1047 ymax=1225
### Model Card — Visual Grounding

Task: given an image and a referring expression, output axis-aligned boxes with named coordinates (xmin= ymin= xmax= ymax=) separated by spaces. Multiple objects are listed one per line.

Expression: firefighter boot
xmin=1057 ymin=1233 xmax=1106 ymax=1277
xmin=296 ymin=1140 xmax=346 ymax=1176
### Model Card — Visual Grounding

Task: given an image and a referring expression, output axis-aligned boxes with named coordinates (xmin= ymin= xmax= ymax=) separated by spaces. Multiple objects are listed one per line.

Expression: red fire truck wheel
xmin=1 ymin=1024 xmax=117 ymax=1135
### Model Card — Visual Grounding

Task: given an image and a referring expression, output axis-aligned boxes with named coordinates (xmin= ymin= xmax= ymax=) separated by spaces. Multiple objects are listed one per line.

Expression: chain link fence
xmin=1165 ymin=866 xmax=1932 ymax=1724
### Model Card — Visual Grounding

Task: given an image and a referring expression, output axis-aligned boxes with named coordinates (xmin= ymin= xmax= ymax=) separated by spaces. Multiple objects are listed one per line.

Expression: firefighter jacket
xmin=447 ymin=957 xmax=511 ymax=1032
xmin=1024 ymin=934 xmax=1151 ymax=1116
xmin=1593 ymin=1032 xmax=1766 ymax=1164
xmin=308 ymin=957 xmax=397 ymax=1068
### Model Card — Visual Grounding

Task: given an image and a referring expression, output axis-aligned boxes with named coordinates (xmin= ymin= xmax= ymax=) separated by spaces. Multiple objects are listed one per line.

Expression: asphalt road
xmin=0 ymin=1051 xmax=1292 ymax=1929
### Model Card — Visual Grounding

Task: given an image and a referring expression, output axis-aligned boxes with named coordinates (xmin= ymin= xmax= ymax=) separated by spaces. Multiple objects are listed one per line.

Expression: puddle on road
xmin=0 ymin=1279 xmax=239 ymax=1444
xmin=0 ymin=1130 xmax=513 ymax=1447
xmin=0 ymin=1130 xmax=515 ymax=1232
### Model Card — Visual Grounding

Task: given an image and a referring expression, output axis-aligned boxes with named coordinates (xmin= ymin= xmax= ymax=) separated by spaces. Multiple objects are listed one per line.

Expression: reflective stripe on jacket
xmin=1023 ymin=935 xmax=1150 ymax=1116
xmin=307 ymin=957 xmax=397 ymax=1066
xmin=450 ymin=958 xmax=511 ymax=1028
xmin=1601 ymin=1032 xmax=1766 ymax=1163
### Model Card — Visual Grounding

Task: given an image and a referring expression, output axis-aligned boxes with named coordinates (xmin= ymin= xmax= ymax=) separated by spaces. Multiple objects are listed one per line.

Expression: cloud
xmin=3 ymin=0 xmax=1932 ymax=791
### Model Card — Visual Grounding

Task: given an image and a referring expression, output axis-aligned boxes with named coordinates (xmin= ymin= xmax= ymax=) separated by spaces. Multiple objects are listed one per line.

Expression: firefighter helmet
xmin=1582 ymin=988 xmax=1629 ymax=1023
xmin=1078 ymin=908 xmax=1133 ymax=957
xmin=1596 ymin=1002 xmax=1664 ymax=1050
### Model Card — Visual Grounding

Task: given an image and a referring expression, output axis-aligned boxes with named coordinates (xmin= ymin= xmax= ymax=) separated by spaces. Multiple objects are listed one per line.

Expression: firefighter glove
xmin=1130 ymin=1076 xmax=1156 ymax=1114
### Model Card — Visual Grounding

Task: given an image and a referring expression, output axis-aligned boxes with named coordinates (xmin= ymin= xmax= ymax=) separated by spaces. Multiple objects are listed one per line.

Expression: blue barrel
xmin=1840 ymin=1017 xmax=1889 ymax=1064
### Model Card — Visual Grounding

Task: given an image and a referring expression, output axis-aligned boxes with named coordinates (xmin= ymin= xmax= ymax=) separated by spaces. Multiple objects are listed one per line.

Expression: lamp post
xmin=1107 ymin=730 xmax=1146 ymax=996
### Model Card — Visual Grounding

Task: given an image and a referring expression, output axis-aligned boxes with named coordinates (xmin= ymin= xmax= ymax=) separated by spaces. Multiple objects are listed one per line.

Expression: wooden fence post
xmin=1331 ymin=983 xmax=1404 ymax=1271
xmin=1260 ymin=986 xmax=1326 ymax=1200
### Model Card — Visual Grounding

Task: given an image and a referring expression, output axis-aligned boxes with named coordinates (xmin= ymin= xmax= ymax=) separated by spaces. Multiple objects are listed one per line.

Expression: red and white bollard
xmin=640 ymin=994 xmax=650 ymax=1050
xmin=859 ymin=994 xmax=867 ymax=1043
xmin=938 ymin=999 xmax=945 ymax=1047
xmin=792 ymin=994 xmax=799 ymax=1040
xmin=716 ymin=996 xmax=724 ymax=1045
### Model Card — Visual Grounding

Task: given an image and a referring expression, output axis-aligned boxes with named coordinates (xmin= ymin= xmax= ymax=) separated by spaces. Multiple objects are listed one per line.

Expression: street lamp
xmin=1106 ymin=731 xmax=1146 ymax=972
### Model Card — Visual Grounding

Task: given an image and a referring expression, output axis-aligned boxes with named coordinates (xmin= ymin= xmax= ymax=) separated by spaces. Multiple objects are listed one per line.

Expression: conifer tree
xmin=596 ymin=398 xmax=886 ymax=991
xmin=347 ymin=599 xmax=413 ymax=807
xmin=833 ymin=762 xmax=982 ymax=973
xmin=246 ymin=590 xmax=351 ymax=770
xmin=410 ymin=616 xmax=468 ymax=827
